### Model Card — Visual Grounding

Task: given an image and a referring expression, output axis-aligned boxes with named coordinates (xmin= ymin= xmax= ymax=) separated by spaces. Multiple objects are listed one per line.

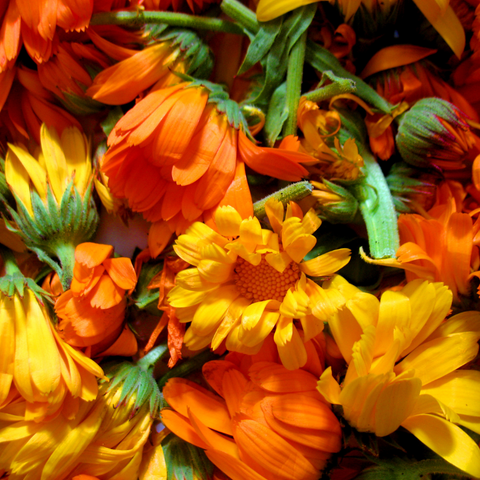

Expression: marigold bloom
xmin=317 ymin=275 xmax=480 ymax=478
xmin=370 ymin=182 xmax=480 ymax=303
xmin=161 ymin=339 xmax=342 ymax=480
xmin=0 ymin=368 xmax=154 ymax=479
xmin=55 ymin=242 xmax=137 ymax=354
xmin=167 ymin=199 xmax=350 ymax=369
xmin=102 ymin=82 xmax=311 ymax=256
xmin=0 ymin=287 xmax=104 ymax=422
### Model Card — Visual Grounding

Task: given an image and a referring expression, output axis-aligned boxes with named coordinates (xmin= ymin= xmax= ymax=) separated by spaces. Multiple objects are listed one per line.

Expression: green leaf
xmin=264 ymin=81 xmax=288 ymax=146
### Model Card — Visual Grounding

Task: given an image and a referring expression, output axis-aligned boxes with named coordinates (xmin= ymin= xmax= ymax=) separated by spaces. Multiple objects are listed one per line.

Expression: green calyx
xmin=6 ymin=179 xmax=99 ymax=289
xmin=104 ymin=345 xmax=168 ymax=418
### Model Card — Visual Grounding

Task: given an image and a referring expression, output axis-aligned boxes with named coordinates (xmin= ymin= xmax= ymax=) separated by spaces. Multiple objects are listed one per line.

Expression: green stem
xmin=350 ymin=148 xmax=399 ymax=259
xmin=0 ymin=245 xmax=21 ymax=276
xmin=282 ymin=30 xmax=308 ymax=137
xmin=137 ymin=343 xmax=169 ymax=371
xmin=304 ymin=71 xmax=357 ymax=103
xmin=254 ymin=181 xmax=313 ymax=219
xmin=157 ymin=349 xmax=217 ymax=390
xmin=220 ymin=0 xmax=259 ymax=34
xmin=90 ymin=10 xmax=245 ymax=35
xmin=305 ymin=40 xmax=394 ymax=115
xmin=52 ymin=242 xmax=76 ymax=291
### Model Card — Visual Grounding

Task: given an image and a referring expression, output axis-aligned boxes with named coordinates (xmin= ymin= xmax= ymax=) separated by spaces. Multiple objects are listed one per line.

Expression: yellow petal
xmin=275 ymin=323 xmax=307 ymax=370
xmin=215 ymin=205 xmax=243 ymax=237
xmin=412 ymin=1 xmax=465 ymax=58
xmin=317 ymin=367 xmax=341 ymax=405
xmin=211 ymin=297 xmax=250 ymax=350
xmin=239 ymin=217 xmax=263 ymax=248
xmin=256 ymin=0 xmax=320 ymax=22
xmin=40 ymin=123 xmax=69 ymax=204
xmin=168 ymin=285 xmax=212 ymax=308
xmin=61 ymin=126 xmax=91 ymax=196
xmin=402 ymin=414 xmax=480 ymax=478
xmin=300 ymin=248 xmax=351 ymax=277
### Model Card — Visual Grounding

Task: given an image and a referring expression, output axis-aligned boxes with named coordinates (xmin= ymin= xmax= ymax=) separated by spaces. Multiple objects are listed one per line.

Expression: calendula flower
xmin=0 ymin=360 xmax=159 ymax=479
xmin=5 ymin=122 xmax=98 ymax=288
xmin=102 ymin=81 xmax=311 ymax=256
xmin=161 ymin=337 xmax=342 ymax=480
xmin=55 ymin=242 xmax=137 ymax=355
xmin=295 ymin=98 xmax=364 ymax=181
xmin=317 ymin=275 xmax=480 ymax=478
xmin=368 ymin=181 xmax=480 ymax=304
xmin=168 ymin=198 xmax=350 ymax=369
xmin=0 ymin=285 xmax=105 ymax=421
xmin=395 ymin=97 xmax=479 ymax=170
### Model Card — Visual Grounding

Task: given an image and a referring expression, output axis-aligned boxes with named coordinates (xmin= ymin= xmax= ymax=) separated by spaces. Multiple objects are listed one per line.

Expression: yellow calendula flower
xmin=168 ymin=199 xmax=351 ymax=370
xmin=4 ymin=123 xmax=98 ymax=288
xmin=0 ymin=361 xmax=158 ymax=480
xmin=0 ymin=287 xmax=104 ymax=422
xmin=317 ymin=276 xmax=480 ymax=478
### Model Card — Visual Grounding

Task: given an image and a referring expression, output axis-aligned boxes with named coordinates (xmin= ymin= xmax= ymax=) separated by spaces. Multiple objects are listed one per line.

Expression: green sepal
xmin=103 ymin=357 xmax=166 ymax=418
xmin=314 ymin=179 xmax=359 ymax=224
xmin=60 ymin=91 xmax=106 ymax=116
xmin=162 ymin=433 xmax=214 ymax=480
xmin=101 ymin=107 xmax=124 ymax=138
xmin=264 ymin=81 xmax=288 ymax=146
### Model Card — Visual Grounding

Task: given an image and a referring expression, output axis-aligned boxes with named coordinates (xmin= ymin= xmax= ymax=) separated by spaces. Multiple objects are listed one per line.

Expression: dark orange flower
xmin=102 ymin=82 xmax=310 ymax=256
xmin=141 ymin=0 xmax=218 ymax=13
xmin=161 ymin=335 xmax=342 ymax=480
xmin=55 ymin=242 xmax=138 ymax=353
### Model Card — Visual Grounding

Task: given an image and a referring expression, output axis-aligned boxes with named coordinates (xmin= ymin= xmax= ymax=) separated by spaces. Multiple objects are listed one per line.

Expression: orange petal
xmin=103 ymin=257 xmax=137 ymax=290
xmin=75 ymin=243 xmax=113 ymax=268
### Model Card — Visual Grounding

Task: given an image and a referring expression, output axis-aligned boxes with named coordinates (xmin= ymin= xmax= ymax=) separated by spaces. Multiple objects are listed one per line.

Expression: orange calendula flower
xmin=161 ymin=337 xmax=342 ymax=480
xmin=102 ymin=81 xmax=311 ymax=256
xmin=318 ymin=275 xmax=480 ymax=478
xmin=167 ymin=198 xmax=350 ymax=370
xmin=0 ymin=287 xmax=105 ymax=422
xmin=55 ymin=242 xmax=138 ymax=352
xmin=368 ymin=182 xmax=480 ymax=304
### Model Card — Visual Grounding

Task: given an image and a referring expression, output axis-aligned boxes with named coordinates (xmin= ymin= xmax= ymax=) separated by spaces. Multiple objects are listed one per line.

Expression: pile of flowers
xmin=1 ymin=0 xmax=480 ymax=478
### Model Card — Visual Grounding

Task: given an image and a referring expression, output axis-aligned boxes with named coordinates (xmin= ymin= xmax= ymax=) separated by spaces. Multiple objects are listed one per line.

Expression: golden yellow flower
xmin=0 ymin=288 xmax=104 ymax=422
xmin=5 ymin=124 xmax=92 ymax=217
xmin=168 ymin=199 xmax=350 ymax=370
xmin=317 ymin=276 xmax=480 ymax=478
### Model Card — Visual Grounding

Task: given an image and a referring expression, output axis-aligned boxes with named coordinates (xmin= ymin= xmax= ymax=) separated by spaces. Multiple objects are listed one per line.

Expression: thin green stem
xmin=90 ymin=10 xmax=245 ymax=34
xmin=282 ymin=30 xmax=308 ymax=137
xmin=350 ymin=148 xmax=399 ymax=259
xmin=157 ymin=349 xmax=217 ymax=390
xmin=220 ymin=0 xmax=259 ymax=34
xmin=304 ymin=71 xmax=357 ymax=103
xmin=137 ymin=344 xmax=169 ymax=371
xmin=0 ymin=245 xmax=21 ymax=276
xmin=254 ymin=181 xmax=313 ymax=219
xmin=52 ymin=242 xmax=76 ymax=290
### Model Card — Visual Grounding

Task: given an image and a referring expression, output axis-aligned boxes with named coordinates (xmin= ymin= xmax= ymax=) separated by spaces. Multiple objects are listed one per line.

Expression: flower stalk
xmin=220 ymin=0 xmax=259 ymax=34
xmin=90 ymin=10 xmax=245 ymax=34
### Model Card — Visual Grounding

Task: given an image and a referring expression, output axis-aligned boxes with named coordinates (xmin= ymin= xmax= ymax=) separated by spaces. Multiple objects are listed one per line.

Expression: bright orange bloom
xmin=161 ymin=336 xmax=342 ymax=480
xmin=55 ymin=242 xmax=138 ymax=354
xmin=0 ymin=67 xmax=81 ymax=145
xmin=102 ymin=82 xmax=311 ymax=256
xmin=369 ymin=182 xmax=480 ymax=304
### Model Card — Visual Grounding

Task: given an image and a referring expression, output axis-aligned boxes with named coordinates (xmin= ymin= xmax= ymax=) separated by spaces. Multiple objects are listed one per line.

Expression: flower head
xmin=0 ymin=285 xmax=105 ymax=422
xmin=102 ymin=81 xmax=311 ymax=256
xmin=161 ymin=338 xmax=342 ymax=480
xmin=0 ymin=361 xmax=157 ymax=479
xmin=168 ymin=199 xmax=350 ymax=369
xmin=54 ymin=242 xmax=138 ymax=355
xmin=317 ymin=275 xmax=480 ymax=478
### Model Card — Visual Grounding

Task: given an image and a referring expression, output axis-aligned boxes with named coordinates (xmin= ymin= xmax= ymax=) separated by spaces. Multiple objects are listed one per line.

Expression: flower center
xmin=234 ymin=256 xmax=300 ymax=303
